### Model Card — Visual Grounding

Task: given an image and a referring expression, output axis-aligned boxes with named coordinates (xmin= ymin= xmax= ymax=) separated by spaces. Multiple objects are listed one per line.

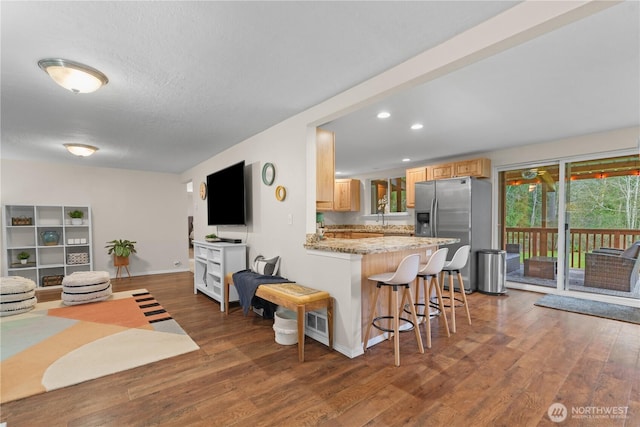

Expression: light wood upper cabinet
xmin=316 ymin=128 xmax=335 ymax=211
xmin=454 ymin=158 xmax=491 ymax=178
xmin=431 ymin=158 xmax=491 ymax=180
xmin=431 ymin=163 xmax=454 ymax=180
xmin=405 ymin=167 xmax=428 ymax=208
xmin=334 ymin=179 xmax=361 ymax=212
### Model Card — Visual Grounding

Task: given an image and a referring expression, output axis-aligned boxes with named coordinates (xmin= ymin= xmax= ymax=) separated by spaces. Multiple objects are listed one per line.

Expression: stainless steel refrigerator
xmin=414 ymin=176 xmax=491 ymax=292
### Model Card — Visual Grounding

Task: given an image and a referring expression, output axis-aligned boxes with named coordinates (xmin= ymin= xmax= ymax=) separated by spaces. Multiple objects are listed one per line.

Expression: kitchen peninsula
xmin=304 ymin=234 xmax=458 ymax=358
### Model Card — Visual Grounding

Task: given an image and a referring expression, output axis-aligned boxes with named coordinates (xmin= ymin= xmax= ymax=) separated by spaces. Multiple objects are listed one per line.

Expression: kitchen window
xmin=370 ymin=177 xmax=406 ymax=214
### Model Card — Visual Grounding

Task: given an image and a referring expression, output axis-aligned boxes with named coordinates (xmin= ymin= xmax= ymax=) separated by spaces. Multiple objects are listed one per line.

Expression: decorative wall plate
xmin=199 ymin=182 xmax=207 ymax=200
xmin=262 ymin=162 xmax=275 ymax=186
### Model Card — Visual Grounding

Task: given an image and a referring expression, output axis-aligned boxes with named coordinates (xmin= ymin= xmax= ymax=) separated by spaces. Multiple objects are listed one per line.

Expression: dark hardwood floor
xmin=2 ymin=272 xmax=638 ymax=426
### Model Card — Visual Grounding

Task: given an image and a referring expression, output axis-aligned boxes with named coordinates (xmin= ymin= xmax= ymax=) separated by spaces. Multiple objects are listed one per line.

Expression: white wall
xmin=1 ymin=159 xmax=188 ymax=277
xmin=487 ymin=126 xmax=639 ymax=167
xmin=183 ymin=119 xmax=308 ymax=277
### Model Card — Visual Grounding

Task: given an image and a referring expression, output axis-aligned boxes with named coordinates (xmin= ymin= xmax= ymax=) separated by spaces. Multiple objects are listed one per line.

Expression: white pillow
xmin=252 ymin=256 xmax=280 ymax=276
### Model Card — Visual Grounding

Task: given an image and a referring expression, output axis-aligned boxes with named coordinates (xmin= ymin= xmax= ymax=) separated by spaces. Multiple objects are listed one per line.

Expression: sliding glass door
xmin=564 ymin=155 xmax=640 ymax=299
xmin=500 ymin=163 xmax=560 ymax=289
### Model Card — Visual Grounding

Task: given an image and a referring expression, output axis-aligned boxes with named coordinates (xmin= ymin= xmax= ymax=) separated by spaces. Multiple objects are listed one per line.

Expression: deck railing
xmin=505 ymin=227 xmax=640 ymax=269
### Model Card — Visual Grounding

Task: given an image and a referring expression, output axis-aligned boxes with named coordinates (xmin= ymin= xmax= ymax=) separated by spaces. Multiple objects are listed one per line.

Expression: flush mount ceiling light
xmin=410 ymin=123 xmax=424 ymax=130
xmin=377 ymin=112 xmax=391 ymax=119
xmin=38 ymin=59 xmax=108 ymax=93
xmin=64 ymin=144 xmax=99 ymax=157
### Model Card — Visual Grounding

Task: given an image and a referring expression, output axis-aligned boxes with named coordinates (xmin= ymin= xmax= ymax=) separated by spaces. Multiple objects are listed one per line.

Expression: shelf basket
xmin=42 ymin=275 xmax=64 ymax=287
xmin=11 ymin=217 xmax=33 ymax=226
xmin=67 ymin=253 xmax=89 ymax=265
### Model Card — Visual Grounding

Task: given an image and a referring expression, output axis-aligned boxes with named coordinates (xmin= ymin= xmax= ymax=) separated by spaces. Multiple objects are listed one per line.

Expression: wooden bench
xmin=224 ymin=273 xmax=333 ymax=362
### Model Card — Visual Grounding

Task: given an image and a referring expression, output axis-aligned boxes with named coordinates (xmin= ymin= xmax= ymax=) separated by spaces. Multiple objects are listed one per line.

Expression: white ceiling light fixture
xmin=38 ymin=59 xmax=109 ymax=93
xmin=64 ymin=143 xmax=99 ymax=157
xmin=377 ymin=112 xmax=391 ymax=119
xmin=402 ymin=158 xmax=411 ymax=162
xmin=410 ymin=123 xmax=424 ymax=130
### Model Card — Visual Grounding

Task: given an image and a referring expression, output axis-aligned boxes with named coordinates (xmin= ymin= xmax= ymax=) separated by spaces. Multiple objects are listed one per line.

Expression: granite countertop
xmin=304 ymin=235 xmax=459 ymax=255
xmin=323 ymin=224 xmax=413 ymax=235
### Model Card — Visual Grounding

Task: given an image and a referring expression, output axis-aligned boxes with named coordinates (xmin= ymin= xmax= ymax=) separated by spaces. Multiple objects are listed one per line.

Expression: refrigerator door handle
xmin=431 ymin=198 xmax=438 ymax=237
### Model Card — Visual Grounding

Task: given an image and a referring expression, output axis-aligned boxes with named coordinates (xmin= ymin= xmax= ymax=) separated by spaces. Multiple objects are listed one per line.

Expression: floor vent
xmin=306 ymin=310 xmax=328 ymax=338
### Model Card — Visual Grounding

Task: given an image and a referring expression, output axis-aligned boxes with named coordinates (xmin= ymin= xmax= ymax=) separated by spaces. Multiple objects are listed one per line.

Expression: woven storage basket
xmin=67 ymin=253 xmax=89 ymax=265
xmin=11 ymin=217 xmax=32 ymax=226
xmin=42 ymin=275 xmax=64 ymax=286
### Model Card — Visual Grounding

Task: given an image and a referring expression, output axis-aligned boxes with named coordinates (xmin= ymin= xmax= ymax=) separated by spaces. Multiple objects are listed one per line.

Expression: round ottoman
xmin=62 ymin=271 xmax=112 ymax=305
xmin=0 ymin=276 xmax=37 ymax=316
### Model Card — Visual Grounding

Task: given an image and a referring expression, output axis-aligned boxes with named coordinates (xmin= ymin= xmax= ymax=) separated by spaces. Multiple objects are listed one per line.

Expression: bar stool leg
xmin=420 ymin=276 xmax=431 ymax=348
xmin=407 ymin=284 xmax=428 ymax=350
xmin=391 ymin=286 xmax=401 ymax=366
xmin=413 ymin=278 xmax=424 ymax=324
xmin=449 ymin=271 xmax=457 ymax=333
xmin=430 ymin=275 xmax=450 ymax=337
xmin=457 ymin=272 xmax=472 ymax=326
xmin=363 ymin=285 xmax=381 ymax=353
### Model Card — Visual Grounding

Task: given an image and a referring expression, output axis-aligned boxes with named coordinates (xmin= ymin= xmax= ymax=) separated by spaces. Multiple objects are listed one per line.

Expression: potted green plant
xmin=105 ymin=239 xmax=137 ymax=262
xmin=105 ymin=239 xmax=137 ymax=278
xmin=68 ymin=210 xmax=84 ymax=225
xmin=205 ymin=233 xmax=219 ymax=242
xmin=17 ymin=251 xmax=30 ymax=265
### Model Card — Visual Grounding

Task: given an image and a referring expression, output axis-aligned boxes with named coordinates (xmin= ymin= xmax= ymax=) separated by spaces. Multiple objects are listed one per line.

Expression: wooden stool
xmin=224 ymin=273 xmax=333 ymax=362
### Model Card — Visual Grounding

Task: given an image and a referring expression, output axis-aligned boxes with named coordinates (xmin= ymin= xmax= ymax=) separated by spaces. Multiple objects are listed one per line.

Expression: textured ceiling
xmin=1 ymin=1 xmax=518 ymax=174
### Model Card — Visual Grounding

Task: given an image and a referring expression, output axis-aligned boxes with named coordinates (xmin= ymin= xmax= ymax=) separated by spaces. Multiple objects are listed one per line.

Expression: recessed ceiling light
xmin=402 ymin=158 xmax=411 ymax=162
xmin=411 ymin=123 xmax=423 ymax=130
xmin=335 ymin=171 xmax=343 ymax=175
xmin=377 ymin=112 xmax=391 ymax=119
xmin=64 ymin=143 xmax=99 ymax=157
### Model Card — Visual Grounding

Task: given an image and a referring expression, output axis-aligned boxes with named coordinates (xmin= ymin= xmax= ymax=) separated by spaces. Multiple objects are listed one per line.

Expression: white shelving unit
xmin=2 ymin=205 xmax=93 ymax=288
xmin=193 ymin=240 xmax=246 ymax=311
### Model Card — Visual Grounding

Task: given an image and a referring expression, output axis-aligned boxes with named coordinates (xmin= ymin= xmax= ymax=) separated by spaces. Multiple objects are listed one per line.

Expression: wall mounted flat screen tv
xmin=207 ymin=161 xmax=246 ymax=226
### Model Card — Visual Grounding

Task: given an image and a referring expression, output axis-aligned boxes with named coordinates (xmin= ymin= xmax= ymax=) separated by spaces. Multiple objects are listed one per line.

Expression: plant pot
xmin=20 ymin=259 xmax=27 ymax=264
xmin=71 ymin=218 xmax=82 ymax=225
xmin=114 ymin=255 xmax=129 ymax=267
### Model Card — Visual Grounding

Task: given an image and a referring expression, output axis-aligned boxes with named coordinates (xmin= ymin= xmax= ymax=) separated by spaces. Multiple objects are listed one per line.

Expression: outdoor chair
xmin=506 ymin=244 xmax=521 ymax=273
xmin=584 ymin=241 xmax=640 ymax=292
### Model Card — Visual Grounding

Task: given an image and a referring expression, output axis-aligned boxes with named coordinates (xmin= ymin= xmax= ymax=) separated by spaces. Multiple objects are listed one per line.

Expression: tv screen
xmin=207 ymin=161 xmax=246 ymax=226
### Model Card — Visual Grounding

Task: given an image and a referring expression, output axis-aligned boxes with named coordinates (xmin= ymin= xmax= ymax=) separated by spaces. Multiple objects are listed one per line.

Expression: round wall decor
xmin=262 ymin=162 xmax=275 ymax=186
xmin=275 ymin=185 xmax=286 ymax=201
xmin=199 ymin=182 xmax=207 ymax=200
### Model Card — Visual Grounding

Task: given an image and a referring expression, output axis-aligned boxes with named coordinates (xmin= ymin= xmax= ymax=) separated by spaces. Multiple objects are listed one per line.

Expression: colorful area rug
xmin=535 ymin=294 xmax=640 ymax=325
xmin=0 ymin=289 xmax=199 ymax=403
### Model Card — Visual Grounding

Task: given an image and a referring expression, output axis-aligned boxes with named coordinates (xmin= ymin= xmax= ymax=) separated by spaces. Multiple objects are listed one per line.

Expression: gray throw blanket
xmin=232 ymin=270 xmax=293 ymax=315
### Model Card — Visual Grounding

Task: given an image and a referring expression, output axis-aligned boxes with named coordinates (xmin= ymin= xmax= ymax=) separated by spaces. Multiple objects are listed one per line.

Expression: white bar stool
xmin=363 ymin=253 xmax=424 ymax=367
xmin=440 ymin=245 xmax=472 ymax=333
xmin=415 ymin=248 xmax=451 ymax=348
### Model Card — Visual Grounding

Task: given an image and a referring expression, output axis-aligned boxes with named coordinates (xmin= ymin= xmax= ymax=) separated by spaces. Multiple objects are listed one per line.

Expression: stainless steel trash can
xmin=477 ymin=249 xmax=507 ymax=295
